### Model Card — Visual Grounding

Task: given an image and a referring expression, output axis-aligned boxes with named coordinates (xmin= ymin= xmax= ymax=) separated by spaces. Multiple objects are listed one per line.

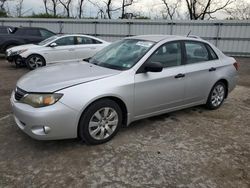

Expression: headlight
xmin=20 ymin=93 xmax=63 ymax=108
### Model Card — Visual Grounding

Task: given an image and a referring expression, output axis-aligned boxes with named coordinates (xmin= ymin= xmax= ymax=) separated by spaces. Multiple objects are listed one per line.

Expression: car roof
xmin=127 ymin=35 xmax=185 ymax=42
xmin=126 ymin=35 xmax=201 ymax=42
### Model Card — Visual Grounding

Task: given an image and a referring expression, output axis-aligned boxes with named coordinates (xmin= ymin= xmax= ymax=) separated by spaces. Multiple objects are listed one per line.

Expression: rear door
xmin=134 ymin=41 xmax=186 ymax=118
xmin=183 ymin=41 xmax=219 ymax=104
xmin=74 ymin=36 xmax=105 ymax=60
xmin=43 ymin=36 xmax=77 ymax=63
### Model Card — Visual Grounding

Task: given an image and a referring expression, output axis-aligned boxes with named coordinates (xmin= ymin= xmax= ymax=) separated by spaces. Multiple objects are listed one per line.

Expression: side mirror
xmin=49 ymin=42 xmax=57 ymax=47
xmin=144 ymin=62 xmax=163 ymax=73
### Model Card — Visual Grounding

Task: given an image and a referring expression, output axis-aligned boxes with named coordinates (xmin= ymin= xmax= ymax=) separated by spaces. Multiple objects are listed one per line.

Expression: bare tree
xmin=78 ymin=0 xmax=84 ymax=18
xmin=0 ymin=0 xmax=8 ymax=11
xmin=104 ymin=0 xmax=122 ymax=19
xmin=121 ymin=0 xmax=134 ymax=19
xmin=42 ymin=0 xmax=49 ymax=14
xmin=226 ymin=1 xmax=250 ymax=20
xmin=48 ymin=0 xmax=59 ymax=16
xmin=59 ymin=0 xmax=73 ymax=17
xmin=15 ymin=0 xmax=24 ymax=17
xmin=185 ymin=0 xmax=234 ymax=20
xmin=105 ymin=0 xmax=112 ymax=19
xmin=87 ymin=0 xmax=105 ymax=18
xmin=161 ymin=0 xmax=181 ymax=20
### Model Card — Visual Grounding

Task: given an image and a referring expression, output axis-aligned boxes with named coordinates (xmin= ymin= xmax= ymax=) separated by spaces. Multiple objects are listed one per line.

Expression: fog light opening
xmin=43 ymin=126 xmax=51 ymax=134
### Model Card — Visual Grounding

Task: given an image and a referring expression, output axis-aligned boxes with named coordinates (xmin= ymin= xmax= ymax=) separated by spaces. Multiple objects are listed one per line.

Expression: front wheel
xmin=78 ymin=99 xmax=122 ymax=145
xmin=206 ymin=82 xmax=226 ymax=110
xmin=14 ymin=56 xmax=24 ymax=68
xmin=26 ymin=54 xmax=46 ymax=70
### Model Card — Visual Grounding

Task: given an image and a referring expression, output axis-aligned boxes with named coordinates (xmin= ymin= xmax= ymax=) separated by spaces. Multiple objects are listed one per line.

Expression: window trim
xmin=205 ymin=43 xmax=219 ymax=60
xmin=136 ymin=40 xmax=184 ymax=74
xmin=182 ymin=40 xmax=219 ymax=65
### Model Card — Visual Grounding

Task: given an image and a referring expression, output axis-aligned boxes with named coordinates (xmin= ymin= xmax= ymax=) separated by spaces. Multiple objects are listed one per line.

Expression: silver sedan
xmin=11 ymin=35 xmax=238 ymax=144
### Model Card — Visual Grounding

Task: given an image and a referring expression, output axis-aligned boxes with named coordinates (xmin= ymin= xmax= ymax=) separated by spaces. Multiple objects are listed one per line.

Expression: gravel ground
xmin=0 ymin=57 xmax=249 ymax=188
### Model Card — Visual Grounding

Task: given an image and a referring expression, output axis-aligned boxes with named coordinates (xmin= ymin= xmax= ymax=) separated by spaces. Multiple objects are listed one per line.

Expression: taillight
xmin=233 ymin=62 xmax=239 ymax=71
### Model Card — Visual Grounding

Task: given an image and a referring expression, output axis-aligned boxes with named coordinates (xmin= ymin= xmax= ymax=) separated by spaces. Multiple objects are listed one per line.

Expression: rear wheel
xmin=26 ymin=54 xmax=46 ymax=70
xmin=206 ymin=82 xmax=226 ymax=110
xmin=78 ymin=99 xmax=122 ymax=145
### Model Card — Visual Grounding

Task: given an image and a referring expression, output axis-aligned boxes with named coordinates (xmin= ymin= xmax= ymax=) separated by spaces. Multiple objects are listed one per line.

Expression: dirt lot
xmin=0 ymin=57 xmax=249 ymax=188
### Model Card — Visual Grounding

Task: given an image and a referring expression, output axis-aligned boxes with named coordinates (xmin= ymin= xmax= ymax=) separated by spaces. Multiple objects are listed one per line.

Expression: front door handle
xmin=209 ymin=67 xmax=216 ymax=72
xmin=68 ymin=48 xmax=75 ymax=51
xmin=175 ymin=73 xmax=185 ymax=79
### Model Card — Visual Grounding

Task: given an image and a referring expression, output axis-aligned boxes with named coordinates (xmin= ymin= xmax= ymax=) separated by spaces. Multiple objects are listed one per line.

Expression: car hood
xmin=8 ymin=44 xmax=41 ymax=52
xmin=17 ymin=62 xmax=121 ymax=92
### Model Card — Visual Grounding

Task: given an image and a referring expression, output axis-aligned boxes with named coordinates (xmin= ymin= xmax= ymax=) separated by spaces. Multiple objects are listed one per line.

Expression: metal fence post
xmin=93 ymin=21 xmax=97 ymax=36
xmin=29 ymin=20 xmax=32 ymax=27
xmin=127 ymin=22 xmax=132 ymax=36
xmin=215 ymin=22 xmax=222 ymax=47
xmin=58 ymin=21 xmax=63 ymax=33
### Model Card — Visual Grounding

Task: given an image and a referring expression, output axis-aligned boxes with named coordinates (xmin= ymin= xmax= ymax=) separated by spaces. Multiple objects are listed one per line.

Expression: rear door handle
xmin=209 ymin=67 xmax=216 ymax=72
xmin=175 ymin=73 xmax=185 ymax=79
xmin=68 ymin=48 xmax=75 ymax=51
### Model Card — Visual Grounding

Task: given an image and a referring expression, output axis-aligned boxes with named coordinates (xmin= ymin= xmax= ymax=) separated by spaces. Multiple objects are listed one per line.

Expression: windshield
xmin=89 ymin=39 xmax=155 ymax=70
xmin=38 ymin=36 xmax=58 ymax=46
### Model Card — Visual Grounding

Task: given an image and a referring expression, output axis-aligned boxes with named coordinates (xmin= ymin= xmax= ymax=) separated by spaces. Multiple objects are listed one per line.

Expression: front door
xmin=134 ymin=41 xmax=186 ymax=118
xmin=43 ymin=36 xmax=77 ymax=64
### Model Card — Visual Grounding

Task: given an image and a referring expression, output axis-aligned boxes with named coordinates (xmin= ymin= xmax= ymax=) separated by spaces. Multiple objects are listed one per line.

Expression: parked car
xmin=6 ymin=34 xmax=110 ymax=69
xmin=11 ymin=35 xmax=238 ymax=144
xmin=0 ymin=27 xmax=55 ymax=54
xmin=0 ymin=26 xmax=16 ymax=34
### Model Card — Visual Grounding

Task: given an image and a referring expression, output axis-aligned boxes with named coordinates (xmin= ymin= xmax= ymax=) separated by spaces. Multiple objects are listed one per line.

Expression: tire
xmin=26 ymin=54 xmax=46 ymax=70
xmin=78 ymin=99 xmax=122 ymax=145
xmin=14 ymin=56 xmax=24 ymax=68
xmin=206 ymin=81 xmax=226 ymax=110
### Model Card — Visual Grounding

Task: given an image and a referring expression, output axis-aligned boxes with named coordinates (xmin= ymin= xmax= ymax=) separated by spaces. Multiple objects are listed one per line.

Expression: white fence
xmin=1 ymin=18 xmax=250 ymax=56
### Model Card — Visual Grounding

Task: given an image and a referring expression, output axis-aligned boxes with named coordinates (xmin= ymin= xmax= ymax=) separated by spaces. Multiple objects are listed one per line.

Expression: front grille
xmin=15 ymin=87 xmax=27 ymax=101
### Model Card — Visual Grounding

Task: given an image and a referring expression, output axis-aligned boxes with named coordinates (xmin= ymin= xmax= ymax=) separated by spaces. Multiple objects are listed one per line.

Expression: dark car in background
xmin=0 ymin=26 xmax=15 ymax=34
xmin=0 ymin=27 xmax=55 ymax=53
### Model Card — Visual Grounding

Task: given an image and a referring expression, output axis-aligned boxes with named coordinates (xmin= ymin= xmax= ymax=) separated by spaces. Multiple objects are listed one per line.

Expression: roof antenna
xmin=187 ymin=30 xmax=191 ymax=37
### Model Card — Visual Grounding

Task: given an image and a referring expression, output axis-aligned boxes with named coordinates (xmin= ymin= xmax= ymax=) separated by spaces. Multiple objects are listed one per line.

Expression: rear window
xmin=185 ymin=41 xmax=209 ymax=64
xmin=206 ymin=44 xmax=218 ymax=60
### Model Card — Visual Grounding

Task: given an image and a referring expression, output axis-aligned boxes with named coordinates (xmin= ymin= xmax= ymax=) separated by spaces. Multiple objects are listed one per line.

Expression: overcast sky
xmin=6 ymin=0 xmax=234 ymax=19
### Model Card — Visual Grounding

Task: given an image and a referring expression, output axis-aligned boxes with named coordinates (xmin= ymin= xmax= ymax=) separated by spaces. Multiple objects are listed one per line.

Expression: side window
xmin=25 ymin=29 xmax=40 ymax=36
xmin=185 ymin=42 xmax=209 ymax=64
xmin=147 ymin=42 xmax=182 ymax=68
xmin=76 ymin=36 xmax=102 ymax=45
xmin=40 ymin=29 xmax=54 ymax=38
xmin=206 ymin=44 xmax=218 ymax=60
xmin=55 ymin=36 xmax=75 ymax=46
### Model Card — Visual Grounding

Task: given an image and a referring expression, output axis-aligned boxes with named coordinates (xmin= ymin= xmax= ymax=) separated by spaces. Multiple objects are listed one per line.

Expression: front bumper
xmin=6 ymin=54 xmax=26 ymax=64
xmin=10 ymin=92 xmax=79 ymax=140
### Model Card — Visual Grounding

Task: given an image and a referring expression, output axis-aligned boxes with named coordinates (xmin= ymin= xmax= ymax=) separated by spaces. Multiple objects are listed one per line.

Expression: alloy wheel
xmin=28 ymin=56 xmax=43 ymax=69
xmin=88 ymin=107 xmax=118 ymax=140
xmin=211 ymin=84 xmax=225 ymax=107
